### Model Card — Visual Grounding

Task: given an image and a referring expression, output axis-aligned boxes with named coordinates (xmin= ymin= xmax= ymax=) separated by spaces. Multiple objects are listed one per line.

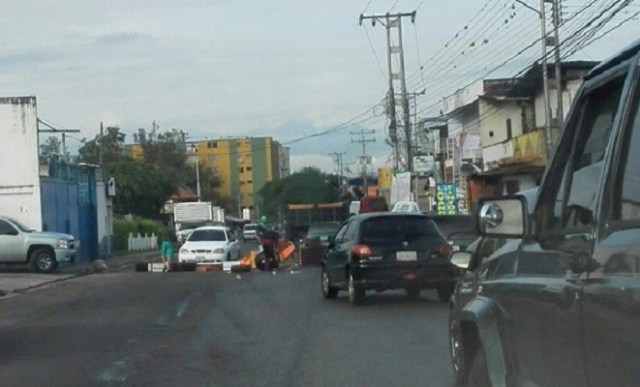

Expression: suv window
xmin=333 ymin=222 xmax=349 ymax=242
xmin=0 ymin=220 xmax=17 ymax=235
xmin=612 ymin=83 xmax=640 ymax=222
xmin=542 ymin=76 xmax=625 ymax=233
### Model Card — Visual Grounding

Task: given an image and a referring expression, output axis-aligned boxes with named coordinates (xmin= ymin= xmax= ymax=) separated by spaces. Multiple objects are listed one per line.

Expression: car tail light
xmin=351 ymin=244 xmax=372 ymax=260
xmin=437 ymin=243 xmax=454 ymax=257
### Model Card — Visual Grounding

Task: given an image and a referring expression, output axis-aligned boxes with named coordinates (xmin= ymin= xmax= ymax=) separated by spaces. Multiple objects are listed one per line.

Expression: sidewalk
xmin=0 ymin=250 xmax=157 ymax=299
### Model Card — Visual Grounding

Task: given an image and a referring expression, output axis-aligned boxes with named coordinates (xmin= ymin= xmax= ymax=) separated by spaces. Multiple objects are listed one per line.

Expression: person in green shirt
xmin=160 ymin=234 xmax=176 ymax=272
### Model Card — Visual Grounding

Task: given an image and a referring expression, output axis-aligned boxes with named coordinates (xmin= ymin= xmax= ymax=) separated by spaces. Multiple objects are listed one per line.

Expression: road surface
xmin=0 ymin=264 xmax=455 ymax=386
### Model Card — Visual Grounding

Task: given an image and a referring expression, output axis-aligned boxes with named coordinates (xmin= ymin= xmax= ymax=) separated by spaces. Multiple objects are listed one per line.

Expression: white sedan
xmin=178 ymin=226 xmax=242 ymax=263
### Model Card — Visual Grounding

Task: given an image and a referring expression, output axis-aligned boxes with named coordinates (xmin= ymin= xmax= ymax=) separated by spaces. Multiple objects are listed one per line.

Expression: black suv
xmin=448 ymin=39 xmax=640 ymax=386
xmin=321 ymin=212 xmax=457 ymax=305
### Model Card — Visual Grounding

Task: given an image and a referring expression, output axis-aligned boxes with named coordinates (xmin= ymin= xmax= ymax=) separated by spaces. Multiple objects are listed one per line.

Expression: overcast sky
xmin=2 ymin=0 xmax=638 ymax=174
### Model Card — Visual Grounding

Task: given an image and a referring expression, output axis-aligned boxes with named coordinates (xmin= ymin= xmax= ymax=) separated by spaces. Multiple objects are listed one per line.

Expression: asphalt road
xmin=0 ymin=263 xmax=455 ymax=386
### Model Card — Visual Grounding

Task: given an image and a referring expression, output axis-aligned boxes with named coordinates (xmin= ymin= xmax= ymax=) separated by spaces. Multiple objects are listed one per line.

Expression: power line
xmin=390 ymin=0 xmax=401 ymax=11
xmin=415 ymin=0 xmax=428 ymax=10
xmin=362 ymin=0 xmax=374 ymax=13
xmin=363 ymin=24 xmax=388 ymax=85
xmin=412 ymin=0 xmax=629 ymax=117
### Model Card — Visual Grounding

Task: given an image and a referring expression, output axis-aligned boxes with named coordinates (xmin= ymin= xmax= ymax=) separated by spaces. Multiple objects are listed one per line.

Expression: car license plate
xmin=397 ymin=251 xmax=417 ymax=261
xmin=196 ymin=255 xmax=205 ymax=261
xmin=320 ymin=235 xmax=328 ymax=241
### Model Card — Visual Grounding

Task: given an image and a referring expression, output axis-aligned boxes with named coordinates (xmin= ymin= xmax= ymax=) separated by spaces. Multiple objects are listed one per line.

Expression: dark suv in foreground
xmin=321 ymin=212 xmax=456 ymax=305
xmin=448 ymin=39 xmax=640 ymax=386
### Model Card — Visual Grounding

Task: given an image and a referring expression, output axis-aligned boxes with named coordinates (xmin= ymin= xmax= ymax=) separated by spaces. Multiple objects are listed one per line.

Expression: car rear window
xmin=360 ymin=216 xmax=445 ymax=245
xmin=308 ymin=223 xmax=340 ymax=237
xmin=189 ymin=229 xmax=226 ymax=242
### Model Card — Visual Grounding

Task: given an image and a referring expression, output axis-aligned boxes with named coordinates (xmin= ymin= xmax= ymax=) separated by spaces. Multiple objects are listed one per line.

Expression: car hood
xmin=182 ymin=241 xmax=228 ymax=250
xmin=32 ymin=231 xmax=75 ymax=240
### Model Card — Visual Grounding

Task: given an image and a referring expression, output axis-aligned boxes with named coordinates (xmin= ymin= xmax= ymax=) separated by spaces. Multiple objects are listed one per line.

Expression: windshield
xmin=187 ymin=229 xmax=226 ymax=242
xmin=5 ymin=2 xmax=638 ymax=386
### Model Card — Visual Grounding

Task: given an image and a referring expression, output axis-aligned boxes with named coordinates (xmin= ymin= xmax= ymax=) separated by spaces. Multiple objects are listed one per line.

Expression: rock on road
xmin=0 ymin=266 xmax=455 ymax=386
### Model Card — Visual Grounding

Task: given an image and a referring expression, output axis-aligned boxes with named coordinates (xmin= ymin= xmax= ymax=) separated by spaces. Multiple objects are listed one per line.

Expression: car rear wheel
xmin=321 ymin=267 xmax=338 ymax=299
xmin=348 ymin=271 xmax=364 ymax=305
xmin=30 ymin=248 xmax=58 ymax=273
xmin=438 ymin=284 xmax=455 ymax=302
xmin=467 ymin=347 xmax=491 ymax=387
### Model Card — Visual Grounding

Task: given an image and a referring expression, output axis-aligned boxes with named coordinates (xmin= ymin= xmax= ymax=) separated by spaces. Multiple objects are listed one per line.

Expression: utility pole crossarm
xmin=359 ymin=11 xmax=416 ymax=26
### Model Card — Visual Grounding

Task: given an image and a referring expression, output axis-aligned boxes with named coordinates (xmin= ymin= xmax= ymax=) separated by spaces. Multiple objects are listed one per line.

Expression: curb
xmin=0 ymin=252 xmax=157 ymax=300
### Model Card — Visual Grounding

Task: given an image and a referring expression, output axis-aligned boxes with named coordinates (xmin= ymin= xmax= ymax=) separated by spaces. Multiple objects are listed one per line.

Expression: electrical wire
xmin=363 ymin=24 xmax=389 ymax=86
xmin=563 ymin=8 xmax=640 ymax=59
xmin=415 ymin=0 xmax=427 ymax=11
xmin=362 ymin=0 xmax=374 ymax=14
xmin=413 ymin=0 xmax=630 ymax=117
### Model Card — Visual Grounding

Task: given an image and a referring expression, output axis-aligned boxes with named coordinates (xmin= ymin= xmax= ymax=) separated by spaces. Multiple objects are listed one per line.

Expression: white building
xmin=0 ymin=96 xmax=42 ymax=229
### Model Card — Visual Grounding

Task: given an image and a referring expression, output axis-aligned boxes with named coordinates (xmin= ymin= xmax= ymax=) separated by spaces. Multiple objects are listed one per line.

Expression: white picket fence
xmin=128 ymin=233 xmax=158 ymax=251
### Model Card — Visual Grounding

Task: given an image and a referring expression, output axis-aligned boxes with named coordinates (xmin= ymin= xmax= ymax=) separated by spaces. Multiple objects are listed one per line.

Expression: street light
xmin=187 ymin=155 xmax=201 ymax=201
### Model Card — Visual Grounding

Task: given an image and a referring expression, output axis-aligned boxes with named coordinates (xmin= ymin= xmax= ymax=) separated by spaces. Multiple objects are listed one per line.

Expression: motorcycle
xmin=255 ymin=232 xmax=296 ymax=271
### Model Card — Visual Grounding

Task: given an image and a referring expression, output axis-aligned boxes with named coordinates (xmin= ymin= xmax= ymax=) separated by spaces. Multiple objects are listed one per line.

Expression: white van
xmin=243 ymin=223 xmax=258 ymax=240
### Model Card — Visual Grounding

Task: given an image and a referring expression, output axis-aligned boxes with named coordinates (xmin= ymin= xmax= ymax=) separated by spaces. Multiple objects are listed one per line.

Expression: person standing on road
xmin=160 ymin=234 xmax=176 ymax=272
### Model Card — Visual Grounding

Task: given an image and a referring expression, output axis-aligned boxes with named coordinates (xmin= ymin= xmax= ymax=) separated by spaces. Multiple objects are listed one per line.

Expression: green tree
xmin=39 ymin=136 xmax=61 ymax=164
xmin=77 ymin=126 xmax=127 ymax=166
xmin=258 ymin=167 xmax=341 ymax=219
xmin=108 ymin=160 xmax=175 ymax=219
xmin=134 ymin=126 xmax=188 ymax=182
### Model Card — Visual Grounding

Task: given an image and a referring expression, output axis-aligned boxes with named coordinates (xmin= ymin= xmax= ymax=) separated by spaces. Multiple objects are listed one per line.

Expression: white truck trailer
xmin=173 ymin=201 xmax=214 ymax=243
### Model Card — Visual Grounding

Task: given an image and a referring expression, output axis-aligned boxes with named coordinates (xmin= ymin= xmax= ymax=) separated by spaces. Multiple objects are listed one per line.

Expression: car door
xmin=324 ymin=219 xmax=356 ymax=287
xmin=489 ymin=66 xmax=627 ymax=386
xmin=581 ymin=53 xmax=640 ymax=386
xmin=0 ymin=219 xmax=23 ymax=262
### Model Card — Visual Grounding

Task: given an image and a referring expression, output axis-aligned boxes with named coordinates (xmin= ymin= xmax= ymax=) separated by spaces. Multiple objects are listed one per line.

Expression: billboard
xmin=435 ymin=184 xmax=458 ymax=215
xmin=413 ymin=154 xmax=435 ymax=175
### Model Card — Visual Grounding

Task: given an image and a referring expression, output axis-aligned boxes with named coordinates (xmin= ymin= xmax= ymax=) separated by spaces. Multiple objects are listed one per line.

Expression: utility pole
xmin=37 ymin=119 xmax=81 ymax=161
xmin=539 ymin=0 xmax=553 ymax=159
xmin=360 ymin=11 xmax=416 ymax=172
xmin=351 ymin=129 xmax=376 ymax=197
xmin=552 ymin=0 xmax=564 ymax=128
xmin=99 ymin=121 xmax=104 ymax=168
xmin=328 ymin=152 xmax=347 ymax=192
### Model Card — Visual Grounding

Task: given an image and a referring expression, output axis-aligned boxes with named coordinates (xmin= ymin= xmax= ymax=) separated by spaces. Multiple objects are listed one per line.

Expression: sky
xmin=2 ymin=0 xmax=638 ymax=175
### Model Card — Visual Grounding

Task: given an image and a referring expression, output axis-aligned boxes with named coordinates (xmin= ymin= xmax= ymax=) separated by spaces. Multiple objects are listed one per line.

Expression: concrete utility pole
xmin=351 ymin=129 xmax=376 ymax=197
xmin=552 ymin=0 xmax=564 ymax=128
xmin=328 ymin=152 xmax=347 ymax=191
xmin=360 ymin=11 xmax=416 ymax=172
xmin=99 ymin=121 xmax=104 ymax=168
xmin=515 ymin=0 xmax=555 ymax=159
xmin=37 ymin=119 xmax=81 ymax=161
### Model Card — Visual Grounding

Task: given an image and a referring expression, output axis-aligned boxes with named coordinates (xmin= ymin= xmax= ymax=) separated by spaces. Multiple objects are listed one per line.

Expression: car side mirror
xmin=478 ymin=196 xmax=527 ymax=238
xmin=450 ymin=251 xmax=473 ymax=269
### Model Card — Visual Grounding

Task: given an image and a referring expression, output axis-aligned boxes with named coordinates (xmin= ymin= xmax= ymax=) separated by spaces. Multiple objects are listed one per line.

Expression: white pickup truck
xmin=0 ymin=216 xmax=77 ymax=273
